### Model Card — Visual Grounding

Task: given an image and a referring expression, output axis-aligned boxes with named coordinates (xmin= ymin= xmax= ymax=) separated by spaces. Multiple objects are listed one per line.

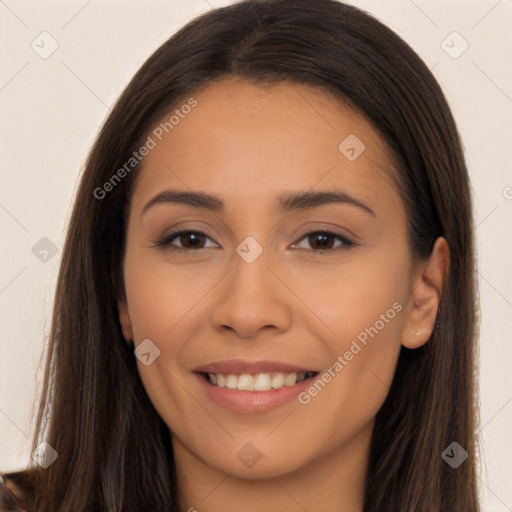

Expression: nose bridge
xmin=230 ymin=234 xmax=274 ymax=300
xmin=210 ymin=234 xmax=292 ymax=336
xmin=235 ymin=234 xmax=266 ymax=266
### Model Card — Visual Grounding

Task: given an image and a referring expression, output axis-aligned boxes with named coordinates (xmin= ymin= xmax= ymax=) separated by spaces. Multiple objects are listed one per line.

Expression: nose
xmin=210 ymin=245 xmax=293 ymax=339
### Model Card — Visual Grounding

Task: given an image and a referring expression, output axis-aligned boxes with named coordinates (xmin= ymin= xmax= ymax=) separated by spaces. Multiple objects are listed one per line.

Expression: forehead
xmin=130 ymin=77 xmax=400 ymax=216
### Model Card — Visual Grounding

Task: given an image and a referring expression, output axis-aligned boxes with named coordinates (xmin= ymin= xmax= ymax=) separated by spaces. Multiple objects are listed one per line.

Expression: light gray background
xmin=1 ymin=0 xmax=511 ymax=510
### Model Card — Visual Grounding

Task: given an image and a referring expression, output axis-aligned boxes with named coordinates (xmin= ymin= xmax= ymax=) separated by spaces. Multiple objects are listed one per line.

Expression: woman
xmin=1 ymin=0 xmax=480 ymax=510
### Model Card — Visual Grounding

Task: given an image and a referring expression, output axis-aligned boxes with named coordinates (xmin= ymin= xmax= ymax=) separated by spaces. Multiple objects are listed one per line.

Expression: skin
xmin=118 ymin=77 xmax=449 ymax=512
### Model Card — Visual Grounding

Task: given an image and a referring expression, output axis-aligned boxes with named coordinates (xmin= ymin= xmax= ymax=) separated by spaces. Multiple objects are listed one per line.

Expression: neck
xmin=173 ymin=421 xmax=372 ymax=512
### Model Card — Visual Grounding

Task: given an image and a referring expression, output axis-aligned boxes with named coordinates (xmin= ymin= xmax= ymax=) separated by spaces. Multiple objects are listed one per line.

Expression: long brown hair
xmin=14 ymin=0 xmax=480 ymax=510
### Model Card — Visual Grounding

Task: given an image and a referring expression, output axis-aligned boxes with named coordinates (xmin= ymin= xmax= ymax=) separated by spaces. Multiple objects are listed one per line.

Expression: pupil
xmin=312 ymin=233 xmax=333 ymax=249
xmin=185 ymin=233 xmax=203 ymax=247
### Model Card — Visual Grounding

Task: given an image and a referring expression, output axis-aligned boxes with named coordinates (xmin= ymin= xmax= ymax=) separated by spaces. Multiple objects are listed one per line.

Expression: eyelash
xmin=153 ymin=229 xmax=356 ymax=254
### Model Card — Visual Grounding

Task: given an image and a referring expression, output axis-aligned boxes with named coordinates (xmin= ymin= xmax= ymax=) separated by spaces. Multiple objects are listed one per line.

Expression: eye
xmin=154 ymin=230 xmax=218 ymax=252
xmin=154 ymin=229 xmax=355 ymax=253
xmin=292 ymin=230 xmax=355 ymax=252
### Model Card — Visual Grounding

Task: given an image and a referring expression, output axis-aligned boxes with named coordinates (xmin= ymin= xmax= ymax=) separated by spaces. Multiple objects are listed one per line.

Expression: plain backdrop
xmin=0 ymin=0 xmax=511 ymax=510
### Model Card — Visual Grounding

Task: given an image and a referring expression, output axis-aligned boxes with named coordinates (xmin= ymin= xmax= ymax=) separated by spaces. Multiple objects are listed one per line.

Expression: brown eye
xmin=155 ymin=230 xmax=218 ymax=251
xmin=293 ymin=230 xmax=355 ymax=252
xmin=308 ymin=232 xmax=335 ymax=250
xmin=154 ymin=229 xmax=355 ymax=253
xmin=174 ymin=232 xmax=207 ymax=249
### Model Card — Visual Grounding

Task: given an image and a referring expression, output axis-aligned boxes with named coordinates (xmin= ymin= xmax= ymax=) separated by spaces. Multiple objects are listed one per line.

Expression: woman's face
xmin=118 ymin=77 xmax=440 ymax=479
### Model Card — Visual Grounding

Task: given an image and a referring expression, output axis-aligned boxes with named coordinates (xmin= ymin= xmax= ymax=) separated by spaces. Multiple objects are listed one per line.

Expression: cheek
xmin=290 ymin=248 xmax=408 ymax=422
xmin=122 ymin=250 xmax=214 ymax=341
xmin=121 ymin=251 xmax=220 ymax=417
xmin=122 ymin=258 xmax=209 ymax=437
xmin=291 ymin=290 xmax=405 ymax=461
xmin=289 ymin=243 xmax=409 ymax=344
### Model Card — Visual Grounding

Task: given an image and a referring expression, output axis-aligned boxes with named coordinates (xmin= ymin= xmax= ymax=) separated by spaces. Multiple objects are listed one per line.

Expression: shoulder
xmin=0 ymin=470 xmax=37 ymax=512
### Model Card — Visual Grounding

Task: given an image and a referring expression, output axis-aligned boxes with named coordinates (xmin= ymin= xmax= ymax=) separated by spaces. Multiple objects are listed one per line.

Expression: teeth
xmin=206 ymin=371 xmax=314 ymax=391
xmin=255 ymin=373 xmax=272 ymax=391
xmin=237 ymin=374 xmax=254 ymax=391
xmin=284 ymin=372 xmax=297 ymax=386
xmin=216 ymin=374 xmax=226 ymax=387
xmin=226 ymin=374 xmax=238 ymax=389
xmin=271 ymin=373 xmax=284 ymax=389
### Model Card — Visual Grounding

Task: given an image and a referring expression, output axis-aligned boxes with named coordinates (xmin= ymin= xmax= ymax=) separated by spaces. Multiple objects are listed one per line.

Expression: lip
xmin=193 ymin=359 xmax=319 ymax=414
xmin=195 ymin=373 xmax=316 ymax=414
xmin=193 ymin=358 xmax=316 ymax=374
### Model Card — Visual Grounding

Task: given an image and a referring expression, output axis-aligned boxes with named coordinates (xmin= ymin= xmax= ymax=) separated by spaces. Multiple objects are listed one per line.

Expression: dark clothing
xmin=0 ymin=471 xmax=35 ymax=512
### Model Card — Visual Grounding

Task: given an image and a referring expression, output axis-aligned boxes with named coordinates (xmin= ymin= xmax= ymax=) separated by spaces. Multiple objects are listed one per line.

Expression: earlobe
xmin=118 ymin=298 xmax=134 ymax=344
xmin=401 ymin=237 xmax=450 ymax=349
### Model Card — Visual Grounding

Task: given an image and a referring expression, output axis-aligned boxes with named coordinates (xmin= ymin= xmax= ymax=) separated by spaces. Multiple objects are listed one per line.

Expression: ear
xmin=401 ymin=237 xmax=450 ymax=349
xmin=118 ymin=297 xmax=134 ymax=343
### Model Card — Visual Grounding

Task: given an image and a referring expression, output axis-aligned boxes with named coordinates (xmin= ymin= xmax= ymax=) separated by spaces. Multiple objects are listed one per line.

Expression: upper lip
xmin=193 ymin=359 xmax=317 ymax=374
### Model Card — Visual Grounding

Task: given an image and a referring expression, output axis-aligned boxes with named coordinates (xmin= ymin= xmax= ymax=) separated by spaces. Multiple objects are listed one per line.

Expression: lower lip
xmin=195 ymin=373 xmax=315 ymax=414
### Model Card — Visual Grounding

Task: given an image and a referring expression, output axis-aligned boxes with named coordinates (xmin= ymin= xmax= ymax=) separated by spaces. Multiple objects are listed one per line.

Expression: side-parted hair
xmin=14 ymin=0 xmax=479 ymax=510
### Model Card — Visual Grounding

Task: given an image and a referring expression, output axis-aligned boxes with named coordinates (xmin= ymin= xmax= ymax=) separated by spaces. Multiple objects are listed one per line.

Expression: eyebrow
xmin=141 ymin=189 xmax=375 ymax=217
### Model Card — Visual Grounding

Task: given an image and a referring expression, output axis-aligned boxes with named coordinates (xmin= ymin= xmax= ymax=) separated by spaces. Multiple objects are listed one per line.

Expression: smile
xmin=202 ymin=371 xmax=317 ymax=391
xmin=193 ymin=359 xmax=321 ymax=413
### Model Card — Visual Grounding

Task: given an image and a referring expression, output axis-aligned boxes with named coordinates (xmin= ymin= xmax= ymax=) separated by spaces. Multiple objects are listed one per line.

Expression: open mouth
xmin=199 ymin=371 xmax=319 ymax=391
